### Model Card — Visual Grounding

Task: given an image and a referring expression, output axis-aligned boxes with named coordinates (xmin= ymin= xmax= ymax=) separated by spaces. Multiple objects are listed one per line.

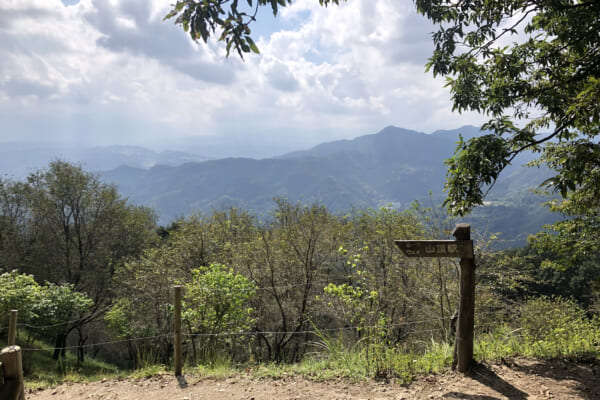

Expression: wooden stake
xmin=8 ymin=310 xmax=18 ymax=346
xmin=174 ymin=285 xmax=182 ymax=376
xmin=0 ymin=346 xmax=26 ymax=400
xmin=452 ymin=223 xmax=475 ymax=373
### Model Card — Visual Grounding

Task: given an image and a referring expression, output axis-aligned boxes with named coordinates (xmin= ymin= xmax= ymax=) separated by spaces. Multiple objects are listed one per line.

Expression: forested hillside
xmin=1 ymin=161 xmax=598 ymax=384
xmin=101 ymin=126 xmax=468 ymax=219
xmin=101 ymin=126 xmax=558 ymax=246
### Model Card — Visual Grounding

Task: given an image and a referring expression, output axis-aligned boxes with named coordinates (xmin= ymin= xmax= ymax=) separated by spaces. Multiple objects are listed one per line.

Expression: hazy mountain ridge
xmin=102 ymin=136 xmax=449 ymax=222
xmin=282 ymin=126 xmax=457 ymax=162
xmin=99 ymin=126 xmax=559 ymax=247
xmin=2 ymin=125 xmax=558 ymax=246
xmin=0 ymin=143 xmax=209 ymax=179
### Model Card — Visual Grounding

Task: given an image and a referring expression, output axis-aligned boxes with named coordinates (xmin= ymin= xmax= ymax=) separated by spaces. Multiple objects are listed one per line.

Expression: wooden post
xmin=0 ymin=346 xmax=26 ymax=400
xmin=395 ymin=223 xmax=476 ymax=372
xmin=174 ymin=285 xmax=182 ymax=376
xmin=8 ymin=310 xmax=18 ymax=346
xmin=452 ymin=223 xmax=476 ymax=373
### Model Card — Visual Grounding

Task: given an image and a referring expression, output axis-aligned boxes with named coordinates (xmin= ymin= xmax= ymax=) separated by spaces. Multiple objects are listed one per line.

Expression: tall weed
xmin=520 ymin=296 xmax=600 ymax=358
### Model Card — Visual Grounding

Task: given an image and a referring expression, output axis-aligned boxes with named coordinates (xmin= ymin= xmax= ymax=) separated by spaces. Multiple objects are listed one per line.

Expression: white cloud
xmin=0 ymin=0 xmax=485 ymax=149
xmin=237 ymin=0 xmax=485 ymax=137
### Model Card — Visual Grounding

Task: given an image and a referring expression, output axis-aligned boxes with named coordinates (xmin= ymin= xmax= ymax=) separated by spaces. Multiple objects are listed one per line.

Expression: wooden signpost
xmin=394 ymin=240 xmax=473 ymax=259
xmin=395 ymin=223 xmax=476 ymax=373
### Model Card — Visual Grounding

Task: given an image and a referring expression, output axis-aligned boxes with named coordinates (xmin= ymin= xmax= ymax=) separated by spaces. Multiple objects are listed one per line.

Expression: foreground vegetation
xmin=17 ymin=295 xmax=600 ymax=388
xmin=1 ymin=161 xmax=599 ymax=388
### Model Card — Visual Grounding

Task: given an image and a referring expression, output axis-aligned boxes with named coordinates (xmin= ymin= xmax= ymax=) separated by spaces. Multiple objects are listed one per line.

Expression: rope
xmin=179 ymin=316 xmax=453 ymax=338
xmin=19 ymin=317 xmax=95 ymax=330
xmin=20 ymin=333 xmax=173 ymax=352
xmin=17 ymin=316 xmax=456 ymax=352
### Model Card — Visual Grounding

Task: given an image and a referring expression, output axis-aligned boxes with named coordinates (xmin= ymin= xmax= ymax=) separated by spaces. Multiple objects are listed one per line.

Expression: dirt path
xmin=28 ymin=358 xmax=600 ymax=400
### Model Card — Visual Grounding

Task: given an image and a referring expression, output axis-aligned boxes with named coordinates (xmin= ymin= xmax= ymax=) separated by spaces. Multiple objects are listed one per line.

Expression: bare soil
xmin=28 ymin=357 xmax=600 ymax=400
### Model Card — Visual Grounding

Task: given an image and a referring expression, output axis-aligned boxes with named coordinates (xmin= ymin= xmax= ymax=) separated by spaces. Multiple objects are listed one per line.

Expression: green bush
xmin=520 ymin=296 xmax=600 ymax=357
xmin=183 ymin=263 xmax=257 ymax=363
xmin=0 ymin=269 xmax=93 ymax=331
xmin=0 ymin=270 xmax=41 ymax=326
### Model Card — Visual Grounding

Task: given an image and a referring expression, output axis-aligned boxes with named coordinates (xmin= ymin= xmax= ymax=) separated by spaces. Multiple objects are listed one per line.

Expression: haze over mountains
xmin=100 ymin=126 xmax=474 ymax=219
xmin=1 ymin=126 xmax=557 ymax=246
xmin=0 ymin=131 xmax=318 ymax=180
xmin=0 ymin=143 xmax=209 ymax=179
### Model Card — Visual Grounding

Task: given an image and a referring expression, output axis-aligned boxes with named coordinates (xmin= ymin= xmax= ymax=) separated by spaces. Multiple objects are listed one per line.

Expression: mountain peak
xmin=431 ymin=125 xmax=482 ymax=139
xmin=378 ymin=126 xmax=422 ymax=136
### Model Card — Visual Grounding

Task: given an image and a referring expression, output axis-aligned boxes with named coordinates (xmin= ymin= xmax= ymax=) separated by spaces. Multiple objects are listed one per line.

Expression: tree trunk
xmin=77 ymin=327 xmax=88 ymax=365
xmin=53 ymin=333 xmax=67 ymax=360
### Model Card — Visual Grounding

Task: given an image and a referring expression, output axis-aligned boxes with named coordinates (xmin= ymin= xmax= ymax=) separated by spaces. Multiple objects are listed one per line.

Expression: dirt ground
xmin=27 ymin=357 xmax=600 ymax=400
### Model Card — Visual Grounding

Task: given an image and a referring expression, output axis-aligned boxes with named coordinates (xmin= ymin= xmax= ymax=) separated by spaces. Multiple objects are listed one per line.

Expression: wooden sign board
xmin=395 ymin=240 xmax=473 ymax=259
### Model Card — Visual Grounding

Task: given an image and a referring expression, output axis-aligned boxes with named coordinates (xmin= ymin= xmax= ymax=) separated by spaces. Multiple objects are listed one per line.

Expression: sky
xmin=0 ymin=0 xmax=487 ymax=152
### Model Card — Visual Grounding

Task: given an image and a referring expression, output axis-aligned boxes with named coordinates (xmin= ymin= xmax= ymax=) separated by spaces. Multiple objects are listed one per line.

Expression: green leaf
xmin=246 ymin=36 xmax=260 ymax=54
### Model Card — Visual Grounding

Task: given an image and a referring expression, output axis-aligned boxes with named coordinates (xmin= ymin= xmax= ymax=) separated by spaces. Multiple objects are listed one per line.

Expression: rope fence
xmin=0 ymin=308 xmax=508 ymax=340
xmin=19 ymin=333 xmax=173 ymax=352
xmin=12 ymin=315 xmax=454 ymax=352
xmin=2 ymin=311 xmax=513 ymax=358
xmin=0 ymin=264 xmax=528 ymax=333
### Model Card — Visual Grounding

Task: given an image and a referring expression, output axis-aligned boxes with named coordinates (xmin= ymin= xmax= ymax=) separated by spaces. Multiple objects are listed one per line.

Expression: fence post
xmin=0 ymin=346 xmax=26 ymax=400
xmin=452 ymin=223 xmax=476 ymax=373
xmin=174 ymin=285 xmax=182 ymax=376
xmin=8 ymin=310 xmax=18 ymax=346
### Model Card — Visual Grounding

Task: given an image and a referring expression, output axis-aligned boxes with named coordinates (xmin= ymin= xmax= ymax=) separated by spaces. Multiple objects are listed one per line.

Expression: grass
xmin=15 ymin=336 xmax=456 ymax=389
xmin=242 ymin=339 xmax=454 ymax=384
xmin=13 ymin=338 xmax=121 ymax=390
xmin=475 ymin=297 xmax=600 ymax=361
xmin=247 ymin=300 xmax=600 ymax=385
xmin=16 ymin=330 xmax=600 ymax=391
xmin=13 ymin=297 xmax=600 ymax=389
xmin=18 ymin=327 xmax=600 ymax=390
xmin=186 ymin=357 xmax=238 ymax=380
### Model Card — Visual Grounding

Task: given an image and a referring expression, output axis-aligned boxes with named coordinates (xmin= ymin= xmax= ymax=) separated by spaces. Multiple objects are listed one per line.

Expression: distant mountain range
xmin=0 ymin=143 xmax=209 ymax=179
xmin=1 ymin=126 xmax=559 ymax=247
xmin=97 ymin=126 xmax=559 ymax=246
xmin=102 ymin=126 xmax=459 ymax=219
